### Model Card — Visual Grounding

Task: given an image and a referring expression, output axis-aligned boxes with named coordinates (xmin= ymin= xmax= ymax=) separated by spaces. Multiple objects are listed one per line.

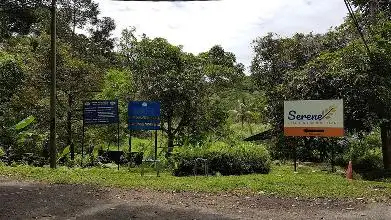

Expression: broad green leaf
xmin=57 ymin=146 xmax=70 ymax=162
xmin=16 ymin=131 xmax=34 ymax=145
xmin=15 ymin=116 xmax=35 ymax=131
xmin=93 ymin=146 xmax=100 ymax=158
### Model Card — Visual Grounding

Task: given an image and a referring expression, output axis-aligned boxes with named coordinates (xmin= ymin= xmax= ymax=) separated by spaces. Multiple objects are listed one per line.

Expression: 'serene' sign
xmin=284 ymin=100 xmax=344 ymax=137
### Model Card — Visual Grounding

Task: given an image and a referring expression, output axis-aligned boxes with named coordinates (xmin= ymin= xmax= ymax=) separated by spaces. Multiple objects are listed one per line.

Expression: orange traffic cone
xmin=346 ymin=161 xmax=353 ymax=180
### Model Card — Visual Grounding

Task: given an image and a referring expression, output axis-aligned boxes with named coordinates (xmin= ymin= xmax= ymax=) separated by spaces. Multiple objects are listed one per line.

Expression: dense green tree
xmin=57 ymin=0 xmax=99 ymax=34
xmin=251 ymin=32 xmax=334 ymax=133
xmin=118 ymin=27 xmax=137 ymax=68
xmin=351 ymin=0 xmax=391 ymax=19
xmin=53 ymin=1 xmax=115 ymax=159
xmin=133 ymin=37 xmax=206 ymax=155
xmin=199 ymin=45 xmax=245 ymax=92
xmin=0 ymin=52 xmax=25 ymax=149
xmin=0 ymin=0 xmax=46 ymax=40
xmin=0 ymin=0 xmax=116 ymax=161
xmin=0 ymin=36 xmax=50 ymax=155
xmin=251 ymin=13 xmax=391 ymax=169
xmin=94 ymin=69 xmax=133 ymax=146
xmin=0 ymin=52 xmax=25 ymax=103
xmin=349 ymin=0 xmax=391 ymax=171
xmin=88 ymin=17 xmax=116 ymax=60
xmin=119 ymin=32 xmax=228 ymax=155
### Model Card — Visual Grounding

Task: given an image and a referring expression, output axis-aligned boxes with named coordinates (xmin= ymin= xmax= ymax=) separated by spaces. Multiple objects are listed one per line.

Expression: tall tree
xmin=251 ymin=15 xmax=391 ymax=169
xmin=199 ymin=45 xmax=245 ymax=92
xmin=120 ymin=32 xmax=227 ymax=155
xmin=351 ymin=0 xmax=391 ymax=19
xmin=56 ymin=0 xmax=99 ymax=40
xmin=0 ymin=52 xmax=25 ymax=149
xmin=0 ymin=0 xmax=46 ymax=40
xmin=251 ymin=32 xmax=334 ymax=132
xmin=53 ymin=1 xmax=114 ymax=160
xmin=348 ymin=0 xmax=391 ymax=169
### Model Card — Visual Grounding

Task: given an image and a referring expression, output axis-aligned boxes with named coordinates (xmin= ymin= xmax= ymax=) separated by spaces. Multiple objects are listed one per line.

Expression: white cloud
xmin=93 ymin=0 xmax=348 ymax=70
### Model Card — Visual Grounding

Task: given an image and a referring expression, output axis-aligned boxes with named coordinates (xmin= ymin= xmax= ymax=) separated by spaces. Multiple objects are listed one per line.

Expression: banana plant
xmin=14 ymin=116 xmax=36 ymax=145
xmin=14 ymin=116 xmax=35 ymax=131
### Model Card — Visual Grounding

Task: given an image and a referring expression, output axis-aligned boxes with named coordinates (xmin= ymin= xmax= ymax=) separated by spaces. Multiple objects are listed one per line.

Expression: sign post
xmin=82 ymin=100 xmax=119 ymax=168
xmin=293 ymin=141 xmax=297 ymax=172
xmin=284 ymin=100 xmax=344 ymax=172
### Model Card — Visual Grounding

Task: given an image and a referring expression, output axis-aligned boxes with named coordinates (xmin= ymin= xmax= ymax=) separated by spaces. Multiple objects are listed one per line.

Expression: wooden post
xmin=331 ymin=141 xmax=335 ymax=172
xmin=294 ymin=143 xmax=297 ymax=172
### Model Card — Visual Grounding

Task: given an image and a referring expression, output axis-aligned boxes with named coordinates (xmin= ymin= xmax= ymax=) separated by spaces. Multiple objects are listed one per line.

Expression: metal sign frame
xmin=82 ymin=100 xmax=120 ymax=169
xmin=283 ymin=99 xmax=344 ymax=172
xmin=128 ymin=101 xmax=161 ymax=176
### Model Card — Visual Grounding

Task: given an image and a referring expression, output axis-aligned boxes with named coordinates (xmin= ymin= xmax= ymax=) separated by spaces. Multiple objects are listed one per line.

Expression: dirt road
xmin=0 ymin=176 xmax=390 ymax=220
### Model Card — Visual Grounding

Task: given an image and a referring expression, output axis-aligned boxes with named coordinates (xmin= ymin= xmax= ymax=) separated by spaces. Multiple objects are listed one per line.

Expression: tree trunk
xmin=380 ymin=122 xmax=391 ymax=170
xmin=167 ymin=133 xmax=174 ymax=157
xmin=166 ymin=115 xmax=174 ymax=157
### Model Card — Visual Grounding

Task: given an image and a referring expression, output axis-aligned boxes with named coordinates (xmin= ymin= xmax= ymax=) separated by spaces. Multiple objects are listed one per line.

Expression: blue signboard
xmin=84 ymin=100 xmax=119 ymax=125
xmin=128 ymin=101 xmax=160 ymax=117
xmin=128 ymin=101 xmax=160 ymax=130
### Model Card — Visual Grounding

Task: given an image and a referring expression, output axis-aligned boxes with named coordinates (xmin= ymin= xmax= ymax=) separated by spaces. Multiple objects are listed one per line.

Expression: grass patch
xmin=0 ymin=164 xmax=390 ymax=200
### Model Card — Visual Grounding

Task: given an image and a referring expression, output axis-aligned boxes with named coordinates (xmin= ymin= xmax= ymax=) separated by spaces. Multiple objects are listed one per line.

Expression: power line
xmin=343 ymin=0 xmax=371 ymax=55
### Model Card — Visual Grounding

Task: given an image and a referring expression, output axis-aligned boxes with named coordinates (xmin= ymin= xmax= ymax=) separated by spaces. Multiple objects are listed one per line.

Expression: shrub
xmin=173 ymin=141 xmax=271 ymax=176
xmin=342 ymin=132 xmax=382 ymax=170
xmin=334 ymin=130 xmax=387 ymax=180
xmin=13 ymin=133 xmax=44 ymax=157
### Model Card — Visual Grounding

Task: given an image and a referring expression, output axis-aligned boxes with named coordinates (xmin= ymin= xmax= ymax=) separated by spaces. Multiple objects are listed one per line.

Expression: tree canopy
xmin=1 ymin=0 xmax=391 ymax=173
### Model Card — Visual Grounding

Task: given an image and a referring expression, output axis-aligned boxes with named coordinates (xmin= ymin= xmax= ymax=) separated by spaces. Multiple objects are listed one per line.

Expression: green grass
xmin=0 ymin=164 xmax=390 ymax=200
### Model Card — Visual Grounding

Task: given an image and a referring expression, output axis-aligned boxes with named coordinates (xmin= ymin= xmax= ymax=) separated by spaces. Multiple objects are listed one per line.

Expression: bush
xmin=14 ymin=133 xmax=44 ymax=157
xmin=352 ymin=149 xmax=383 ymax=172
xmin=343 ymin=132 xmax=382 ymax=170
xmin=334 ymin=130 xmax=387 ymax=180
xmin=173 ymin=141 xmax=271 ymax=176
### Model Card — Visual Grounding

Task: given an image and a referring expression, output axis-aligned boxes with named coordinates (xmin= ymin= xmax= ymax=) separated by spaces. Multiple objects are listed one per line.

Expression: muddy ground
xmin=0 ymin=176 xmax=390 ymax=220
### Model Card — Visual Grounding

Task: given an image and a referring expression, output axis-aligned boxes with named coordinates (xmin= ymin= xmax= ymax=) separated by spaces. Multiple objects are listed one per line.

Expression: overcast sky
xmin=94 ymin=0 xmax=348 ymax=70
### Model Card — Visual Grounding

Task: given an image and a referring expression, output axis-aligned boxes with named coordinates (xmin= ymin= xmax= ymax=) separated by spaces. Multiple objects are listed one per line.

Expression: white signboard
xmin=284 ymin=100 xmax=344 ymax=137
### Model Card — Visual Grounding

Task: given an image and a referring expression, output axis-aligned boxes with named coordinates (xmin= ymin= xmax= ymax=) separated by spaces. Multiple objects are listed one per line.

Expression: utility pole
xmin=49 ymin=0 xmax=57 ymax=168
